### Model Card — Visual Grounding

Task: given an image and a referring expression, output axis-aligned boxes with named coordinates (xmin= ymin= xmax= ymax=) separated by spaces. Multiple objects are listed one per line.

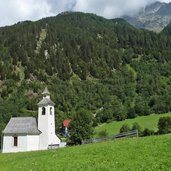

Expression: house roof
xmin=63 ymin=120 xmax=72 ymax=127
xmin=37 ymin=97 xmax=55 ymax=106
xmin=2 ymin=117 xmax=41 ymax=135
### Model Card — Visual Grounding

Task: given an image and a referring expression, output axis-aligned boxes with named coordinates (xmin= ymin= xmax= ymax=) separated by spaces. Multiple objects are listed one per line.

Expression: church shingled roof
xmin=37 ymin=97 xmax=55 ymax=106
xmin=2 ymin=117 xmax=41 ymax=135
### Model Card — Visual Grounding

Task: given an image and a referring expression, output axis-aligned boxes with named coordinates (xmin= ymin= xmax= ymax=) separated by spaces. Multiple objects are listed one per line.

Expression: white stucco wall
xmin=59 ymin=142 xmax=67 ymax=148
xmin=2 ymin=134 xmax=40 ymax=153
xmin=38 ymin=106 xmax=49 ymax=150
xmin=27 ymin=135 xmax=39 ymax=151
xmin=48 ymin=106 xmax=60 ymax=145
xmin=2 ymin=135 xmax=27 ymax=153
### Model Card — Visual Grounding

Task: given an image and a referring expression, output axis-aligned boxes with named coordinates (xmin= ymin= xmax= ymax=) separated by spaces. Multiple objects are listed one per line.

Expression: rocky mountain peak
xmin=123 ymin=1 xmax=171 ymax=32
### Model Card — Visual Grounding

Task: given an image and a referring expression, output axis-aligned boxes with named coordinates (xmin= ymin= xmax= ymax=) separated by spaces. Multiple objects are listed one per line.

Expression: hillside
xmin=123 ymin=1 xmax=171 ymax=32
xmin=0 ymin=135 xmax=171 ymax=170
xmin=0 ymin=12 xmax=171 ymax=140
xmin=162 ymin=22 xmax=171 ymax=35
xmin=95 ymin=113 xmax=171 ymax=136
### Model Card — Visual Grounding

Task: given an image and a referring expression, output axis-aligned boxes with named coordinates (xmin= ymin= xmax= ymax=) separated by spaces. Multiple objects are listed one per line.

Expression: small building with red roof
xmin=63 ymin=119 xmax=72 ymax=136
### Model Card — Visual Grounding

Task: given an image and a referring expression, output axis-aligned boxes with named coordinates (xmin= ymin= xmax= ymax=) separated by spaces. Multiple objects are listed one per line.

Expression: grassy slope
xmin=95 ymin=113 xmax=171 ymax=136
xmin=0 ymin=135 xmax=171 ymax=171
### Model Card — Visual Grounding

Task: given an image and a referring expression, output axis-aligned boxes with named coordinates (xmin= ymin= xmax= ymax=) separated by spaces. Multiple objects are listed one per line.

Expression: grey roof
xmin=2 ymin=117 xmax=41 ymax=135
xmin=37 ymin=97 xmax=55 ymax=106
xmin=42 ymin=87 xmax=50 ymax=95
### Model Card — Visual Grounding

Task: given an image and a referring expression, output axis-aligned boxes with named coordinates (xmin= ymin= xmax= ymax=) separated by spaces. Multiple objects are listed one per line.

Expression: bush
xmin=67 ymin=109 xmax=93 ymax=145
xmin=158 ymin=116 xmax=171 ymax=134
xmin=96 ymin=109 xmax=113 ymax=123
xmin=127 ymin=108 xmax=136 ymax=119
xmin=98 ymin=130 xmax=108 ymax=137
xmin=120 ymin=124 xmax=130 ymax=133
xmin=143 ymin=128 xmax=155 ymax=136
xmin=131 ymin=122 xmax=142 ymax=136
xmin=92 ymin=118 xmax=98 ymax=127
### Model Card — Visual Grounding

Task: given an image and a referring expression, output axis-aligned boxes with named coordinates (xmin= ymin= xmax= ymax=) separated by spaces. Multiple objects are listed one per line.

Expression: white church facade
xmin=2 ymin=87 xmax=61 ymax=153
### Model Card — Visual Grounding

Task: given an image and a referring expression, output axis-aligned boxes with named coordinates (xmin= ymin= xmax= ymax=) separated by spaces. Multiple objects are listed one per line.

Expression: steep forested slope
xmin=0 ymin=12 xmax=171 ymax=139
xmin=162 ymin=22 xmax=171 ymax=36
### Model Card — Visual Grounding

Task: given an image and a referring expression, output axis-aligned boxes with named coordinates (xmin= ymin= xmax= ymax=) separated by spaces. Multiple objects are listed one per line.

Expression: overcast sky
xmin=0 ymin=0 xmax=171 ymax=27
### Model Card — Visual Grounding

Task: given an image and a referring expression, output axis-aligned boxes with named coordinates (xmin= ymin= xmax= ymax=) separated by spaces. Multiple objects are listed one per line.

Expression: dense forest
xmin=0 ymin=12 xmax=171 ymax=139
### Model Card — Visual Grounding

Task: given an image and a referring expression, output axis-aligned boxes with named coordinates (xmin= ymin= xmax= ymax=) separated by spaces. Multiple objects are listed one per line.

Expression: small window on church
xmin=50 ymin=107 xmax=52 ymax=115
xmin=14 ymin=136 xmax=18 ymax=147
xmin=42 ymin=107 xmax=46 ymax=115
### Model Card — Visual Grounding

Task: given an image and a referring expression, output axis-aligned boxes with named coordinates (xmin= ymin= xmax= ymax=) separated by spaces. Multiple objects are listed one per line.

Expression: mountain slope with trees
xmin=161 ymin=22 xmax=171 ymax=35
xmin=0 ymin=12 xmax=171 ymax=142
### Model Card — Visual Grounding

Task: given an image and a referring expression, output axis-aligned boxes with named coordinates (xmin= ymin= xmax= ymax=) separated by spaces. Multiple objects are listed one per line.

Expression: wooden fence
xmin=82 ymin=130 xmax=138 ymax=144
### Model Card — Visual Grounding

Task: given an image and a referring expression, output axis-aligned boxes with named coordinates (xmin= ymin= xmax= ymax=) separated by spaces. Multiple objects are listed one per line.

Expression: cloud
xmin=160 ymin=0 xmax=171 ymax=2
xmin=0 ymin=0 xmax=54 ymax=27
xmin=0 ymin=0 xmax=171 ymax=27
xmin=73 ymin=0 xmax=157 ymax=18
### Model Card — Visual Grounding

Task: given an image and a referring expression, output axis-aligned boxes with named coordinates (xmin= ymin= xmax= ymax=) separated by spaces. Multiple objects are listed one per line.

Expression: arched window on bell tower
xmin=50 ymin=107 xmax=52 ymax=115
xmin=42 ymin=107 xmax=46 ymax=115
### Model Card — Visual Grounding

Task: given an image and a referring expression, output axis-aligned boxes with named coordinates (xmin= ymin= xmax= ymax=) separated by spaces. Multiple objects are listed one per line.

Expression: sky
xmin=0 ymin=0 xmax=171 ymax=27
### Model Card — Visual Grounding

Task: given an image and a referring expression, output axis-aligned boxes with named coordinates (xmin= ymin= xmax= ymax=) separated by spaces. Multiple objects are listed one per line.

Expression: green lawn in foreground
xmin=0 ymin=135 xmax=171 ymax=171
xmin=95 ymin=113 xmax=171 ymax=137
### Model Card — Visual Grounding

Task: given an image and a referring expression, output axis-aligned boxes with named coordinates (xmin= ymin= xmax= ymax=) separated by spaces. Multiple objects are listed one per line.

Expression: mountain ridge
xmin=123 ymin=1 xmax=171 ymax=32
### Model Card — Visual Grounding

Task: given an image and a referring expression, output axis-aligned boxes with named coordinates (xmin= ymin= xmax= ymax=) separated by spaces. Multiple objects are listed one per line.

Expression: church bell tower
xmin=37 ymin=87 xmax=60 ymax=150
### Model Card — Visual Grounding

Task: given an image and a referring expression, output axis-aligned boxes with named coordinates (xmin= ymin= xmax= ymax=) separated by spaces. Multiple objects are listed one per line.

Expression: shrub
xmin=92 ymin=118 xmax=98 ymax=127
xmin=131 ymin=122 xmax=142 ymax=136
xmin=127 ymin=108 xmax=136 ymax=119
xmin=120 ymin=124 xmax=130 ymax=133
xmin=143 ymin=128 xmax=155 ymax=136
xmin=67 ymin=109 xmax=93 ymax=145
xmin=158 ymin=116 xmax=171 ymax=134
xmin=98 ymin=130 xmax=108 ymax=137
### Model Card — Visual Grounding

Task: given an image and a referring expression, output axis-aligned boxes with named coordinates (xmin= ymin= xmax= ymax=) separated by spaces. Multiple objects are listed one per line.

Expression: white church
xmin=2 ymin=87 xmax=62 ymax=153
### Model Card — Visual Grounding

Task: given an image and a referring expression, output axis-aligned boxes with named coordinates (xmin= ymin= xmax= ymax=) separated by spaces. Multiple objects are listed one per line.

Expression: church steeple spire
xmin=42 ymin=87 xmax=50 ymax=96
xmin=42 ymin=87 xmax=50 ymax=99
xmin=37 ymin=87 xmax=55 ymax=106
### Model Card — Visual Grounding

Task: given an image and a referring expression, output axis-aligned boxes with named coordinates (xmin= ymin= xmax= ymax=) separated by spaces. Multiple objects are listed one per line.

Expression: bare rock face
xmin=123 ymin=2 xmax=171 ymax=32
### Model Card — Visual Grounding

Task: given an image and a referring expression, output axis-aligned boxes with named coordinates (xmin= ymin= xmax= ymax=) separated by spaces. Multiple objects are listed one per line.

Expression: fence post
xmin=136 ymin=130 xmax=139 ymax=137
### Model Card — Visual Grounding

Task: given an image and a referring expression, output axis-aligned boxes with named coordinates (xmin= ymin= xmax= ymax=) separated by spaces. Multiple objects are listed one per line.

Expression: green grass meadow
xmin=0 ymin=135 xmax=171 ymax=171
xmin=95 ymin=113 xmax=171 ymax=137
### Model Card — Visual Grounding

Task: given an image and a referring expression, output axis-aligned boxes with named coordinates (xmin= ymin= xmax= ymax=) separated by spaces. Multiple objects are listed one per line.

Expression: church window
xmin=50 ymin=107 xmax=52 ymax=115
xmin=42 ymin=107 xmax=46 ymax=115
xmin=13 ymin=136 xmax=18 ymax=146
